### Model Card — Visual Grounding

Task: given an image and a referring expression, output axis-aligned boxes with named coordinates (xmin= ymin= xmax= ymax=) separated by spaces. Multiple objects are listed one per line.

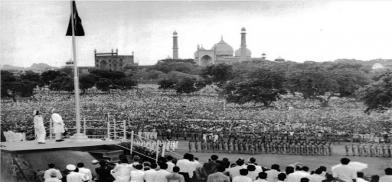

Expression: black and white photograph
xmin=1 ymin=0 xmax=392 ymax=182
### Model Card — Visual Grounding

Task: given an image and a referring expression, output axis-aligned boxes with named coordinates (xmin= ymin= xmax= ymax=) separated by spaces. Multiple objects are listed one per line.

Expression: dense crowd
xmin=1 ymin=88 xmax=391 ymax=143
xmin=38 ymin=153 xmax=391 ymax=182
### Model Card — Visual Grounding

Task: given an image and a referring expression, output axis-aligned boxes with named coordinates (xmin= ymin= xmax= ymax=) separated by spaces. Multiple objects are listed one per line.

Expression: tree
xmin=49 ymin=75 xmax=73 ymax=92
xmin=201 ymin=64 xmax=233 ymax=87
xmin=286 ymin=64 xmax=339 ymax=106
xmin=117 ymin=77 xmax=138 ymax=89
xmin=96 ymin=78 xmax=112 ymax=92
xmin=158 ymin=79 xmax=177 ymax=90
xmin=223 ymin=68 xmax=286 ymax=107
xmin=1 ymin=71 xmax=37 ymax=101
xmin=359 ymin=71 xmax=392 ymax=113
xmin=79 ymin=74 xmax=96 ymax=93
xmin=175 ymin=77 xmax=204 ymax=94
xmin=20 ymin=71 xmax=42 ymax=87
xmin=41 ymin=70 xmax=63 ymax=86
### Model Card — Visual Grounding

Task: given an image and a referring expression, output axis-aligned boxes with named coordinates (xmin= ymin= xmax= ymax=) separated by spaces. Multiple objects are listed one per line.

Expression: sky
xmin=1 ymin=0 xmax=392 ymax=67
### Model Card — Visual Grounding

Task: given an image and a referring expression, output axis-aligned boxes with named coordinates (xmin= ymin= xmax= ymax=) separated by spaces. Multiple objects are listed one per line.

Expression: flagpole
xmin=70 ymin=0 xmax=85 ymax=140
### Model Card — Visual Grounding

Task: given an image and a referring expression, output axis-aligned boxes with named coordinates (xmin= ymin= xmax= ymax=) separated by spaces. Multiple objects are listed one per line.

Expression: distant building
xmin=372 ymin=63 xmax=385 ymax=70
xmin=94 ymin=49 xmax=135 ymax=71
xmin=194 ymin=27 xmax=261 ymax=66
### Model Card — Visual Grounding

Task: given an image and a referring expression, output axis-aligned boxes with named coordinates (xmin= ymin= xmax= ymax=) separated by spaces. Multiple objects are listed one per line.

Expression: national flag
xmin=66 ymin=1 xmax=85 ymax=36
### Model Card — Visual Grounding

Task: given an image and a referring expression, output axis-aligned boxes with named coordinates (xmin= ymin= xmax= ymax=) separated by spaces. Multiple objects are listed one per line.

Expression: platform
xmin=0 ymin=139 xmax=122 ymax=152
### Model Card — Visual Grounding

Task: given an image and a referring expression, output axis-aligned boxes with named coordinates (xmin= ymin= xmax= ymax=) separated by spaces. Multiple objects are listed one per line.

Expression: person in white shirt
xmin=77 ymin=162 xmax=92 ymax=182
xmin=33 ymin=110 xmax=46 ymax=144
xmin=287 ymin=166 xmax=310 ymax=182
xmin=254 ymin=172 xmax=268 ymax=182
xmin=166 ymin=156 xmax=175 ymax=173
xmin=144 ymin=163 xmax=158 ymax=182
xmin=111 ymin=158 xmax=132 ymax=182
xmin=248 ymin=157 xmax=263 ymax=173
xmin=308 ymin=168 xmax=325 ymax=182
xmin=226 ymin=159 xmax=247 ymax=178
xmin=265 ymin=164 xmax=280 ymax=182
xmin=66 ymin=164 xmax=87 ymax=182
xmin=332 ymin=158 xmax=357 ymax=182
xmin=246 ymin=165 xmax=258 ymax=181
xmin=50 ymin=109 xmax=65 ymax=142
xmin=45 ymin=171 xmax=62 ymax=182
xmin=153 ymin=163 xmax=171 ymax=182
xmin=44 ymin=163 xmax=62 ymax=180
xmin=233 ymin=169 xmax=252 ymax=182
xmin=177 ymin=153 xmax=193 ymax=181
xmin=379 ymin=168 xmax=392 ymax=182
xmin=131 ymin=164 xmax=145 ymax=182
xmin=356 ymin=172 xmax=368 ymax=182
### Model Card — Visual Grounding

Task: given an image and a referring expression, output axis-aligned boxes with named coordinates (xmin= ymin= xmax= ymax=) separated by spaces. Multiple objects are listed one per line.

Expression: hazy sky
xmin=1 ymin=0 xmax=392 ymax=67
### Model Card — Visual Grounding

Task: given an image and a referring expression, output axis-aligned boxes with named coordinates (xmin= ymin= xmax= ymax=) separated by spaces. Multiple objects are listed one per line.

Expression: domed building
xmin=194 ymin=27 xmax=255 ymax=66
xmin=213 ymin=37 xmax=234 ymax=56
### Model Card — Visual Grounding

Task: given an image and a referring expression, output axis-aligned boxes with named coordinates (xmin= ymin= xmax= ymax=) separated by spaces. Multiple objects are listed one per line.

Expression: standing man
xmin=51 ymin=109 xmax=65 ymax=142
xmin=33 ymin=110 xmax=46 ymax=144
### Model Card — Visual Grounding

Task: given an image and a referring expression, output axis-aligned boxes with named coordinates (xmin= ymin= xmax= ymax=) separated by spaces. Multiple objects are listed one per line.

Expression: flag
xmin=66 ymin=1 xmax=85 ymax=36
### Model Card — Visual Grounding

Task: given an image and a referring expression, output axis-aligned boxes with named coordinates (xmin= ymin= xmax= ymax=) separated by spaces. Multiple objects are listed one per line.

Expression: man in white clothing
xmin=50 ymin=109 xmax=65 ymax=142
xmin=153 ymin=163 xmax=171 ymax=182
xmin=332 ymin=158 xmax=357 ymax=182
xmin=232 ymin=169 xmax=252 ymax=182
xmin=266 ymin=164 xmax=280 ymax=182
xmin=33 ymin=110 xmax=46 ymax=144
xmin=379 ymin=168 xmax=392 ymax=182
xmin=287 ymin=166 xmax=310 ymax=182
xmin=144 ymin=163 xmax=158 ymax=182
xmin=308 ymin=168 xmax=325 ymax=182
xmin=77 ymin=162 xmax=92 ymax=181
xmin=226 ymin=159 xmax=247 ymax=178
xmin=131 ymin=164 xmax=145 ymax=182
xmin=44 ymin=163 xmax=62 ymax=180
xmin=66 ymin=164 xmax=87 ymax=182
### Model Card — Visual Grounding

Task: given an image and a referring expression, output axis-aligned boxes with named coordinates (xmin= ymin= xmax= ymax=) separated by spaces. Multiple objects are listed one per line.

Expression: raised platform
xmin=0 ymin=139 xmax=122 ymax=152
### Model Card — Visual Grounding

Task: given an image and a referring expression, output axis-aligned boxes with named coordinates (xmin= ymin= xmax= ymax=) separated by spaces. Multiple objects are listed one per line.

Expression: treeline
xmin=151 ymin=59 xmax=391 ymax=113
xmin=1 ymin=68 xmax=137 ymax=101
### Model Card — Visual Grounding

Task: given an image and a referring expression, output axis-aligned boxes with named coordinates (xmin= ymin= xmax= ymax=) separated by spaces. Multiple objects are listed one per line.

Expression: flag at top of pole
xmin=66 ymin=0 xmax=85 ymax=36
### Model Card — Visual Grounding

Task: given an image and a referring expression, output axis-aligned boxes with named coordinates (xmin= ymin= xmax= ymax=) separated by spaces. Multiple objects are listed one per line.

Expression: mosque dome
xmin=213 ymin=38 xmax=234 ymax=56
xmin=235 ymin=48 xmax=251 ymax=57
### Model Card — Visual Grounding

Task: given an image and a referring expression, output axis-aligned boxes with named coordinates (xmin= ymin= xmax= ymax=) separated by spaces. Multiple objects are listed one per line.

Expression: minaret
xmin=240 ymin=27 xmax=247 ymax=61
xmin=173 ymin=31 xmax=178 ymax=59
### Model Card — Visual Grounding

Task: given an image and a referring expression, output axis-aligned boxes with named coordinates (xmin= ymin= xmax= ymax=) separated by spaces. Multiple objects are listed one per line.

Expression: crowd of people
xmin=38 ymin=153 xmax=391 ymax=182
xmin=1 ymin=88 xmax=390 ymax=143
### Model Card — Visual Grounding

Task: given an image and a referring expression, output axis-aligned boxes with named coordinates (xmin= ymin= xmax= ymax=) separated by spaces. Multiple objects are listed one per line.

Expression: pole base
xmin=69 ymin=133 xmax=89 ymax=142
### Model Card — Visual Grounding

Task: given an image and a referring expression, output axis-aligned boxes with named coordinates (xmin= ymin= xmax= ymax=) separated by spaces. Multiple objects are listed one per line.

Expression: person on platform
xmin=77 ymin=162 xmax=92 ymax=182
xmin=51 ymin=109 xmax=65 ymax=142
xmin=33 ymin=110 xmax=46 ymax=144
xmin=66 ymin=164 xmax=87 ymax=182
xmin=44 ymin=163 xmax=63 ymax=180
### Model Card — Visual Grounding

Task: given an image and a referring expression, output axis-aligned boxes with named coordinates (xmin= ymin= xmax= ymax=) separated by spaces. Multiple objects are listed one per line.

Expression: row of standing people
xmin=188 ymin=139 xmax=333 ymax=156
xmin=345 ymin=143 xmax=392 ymax=157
